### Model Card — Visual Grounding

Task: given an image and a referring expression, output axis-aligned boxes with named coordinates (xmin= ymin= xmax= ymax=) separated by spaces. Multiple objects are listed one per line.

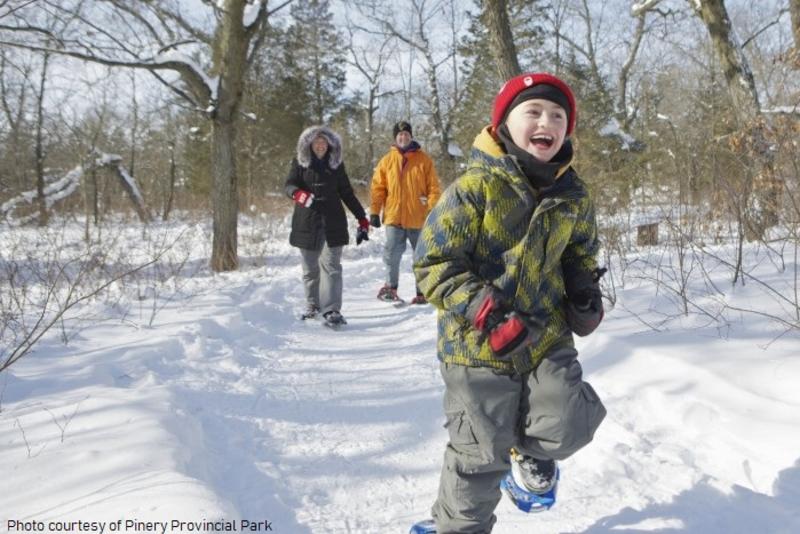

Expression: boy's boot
xmin=510 ymin=449 xmax=557 ymax=494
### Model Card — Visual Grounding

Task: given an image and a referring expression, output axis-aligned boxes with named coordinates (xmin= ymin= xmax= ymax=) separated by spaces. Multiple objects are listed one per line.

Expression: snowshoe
xmin=409 ymin=519 xmax=436 ymax=534
xmin=323 ymin=310 xmax=347 ymax=329
xmin=377 ymin=285 xmax=405 ymax=306
xmin=410 ymin=293 xmax=427 ymax=305
xmin=500 ymin=465 xmax=559 ymax=513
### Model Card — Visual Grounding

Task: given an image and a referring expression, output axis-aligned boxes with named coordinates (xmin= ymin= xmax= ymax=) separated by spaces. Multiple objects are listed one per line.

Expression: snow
xmin=243 ymin=2 xmax=262 ymax=28
xmin=1 ymin=216 xmax=799 ymax=534
xmin=447 ymin=141 xmax=463 ymax=158
xmin=154 ymin=50 xmax=220 ymax=103
xmin=599 ymin=117 xmax=639 ymax=151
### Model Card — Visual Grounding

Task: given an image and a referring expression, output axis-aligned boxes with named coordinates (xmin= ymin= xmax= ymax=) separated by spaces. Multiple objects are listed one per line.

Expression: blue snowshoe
xmin=500 ymin=465 xmax=560 ymax=513
xmin=409 ymin=519 xmax=436 ymax=534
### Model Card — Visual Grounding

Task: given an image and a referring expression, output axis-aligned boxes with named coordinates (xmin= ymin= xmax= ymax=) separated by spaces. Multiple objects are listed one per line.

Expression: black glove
xmin=369 ymin=214 xmax=381 ymax=228
xmin=356 ymin=227 xmax=369 ymax=245
xmin=565 ymin=267 xmax=606 ymax=337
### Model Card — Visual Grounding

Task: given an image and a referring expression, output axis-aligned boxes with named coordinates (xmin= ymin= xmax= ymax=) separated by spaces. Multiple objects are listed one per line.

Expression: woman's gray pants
xmin=431 ymin=347 xmax=606 ymax=533
xmin=299 ymin=244 xmax=343 ymax=315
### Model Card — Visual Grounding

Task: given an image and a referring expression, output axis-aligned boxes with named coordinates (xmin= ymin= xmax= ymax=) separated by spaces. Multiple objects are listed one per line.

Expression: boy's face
xmin=505 ymin=98 xmax=568 ymax=163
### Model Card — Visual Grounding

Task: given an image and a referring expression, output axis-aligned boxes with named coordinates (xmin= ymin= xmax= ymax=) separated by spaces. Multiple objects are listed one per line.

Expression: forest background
xmin=1 ymin=0 xmax=799 ymax=369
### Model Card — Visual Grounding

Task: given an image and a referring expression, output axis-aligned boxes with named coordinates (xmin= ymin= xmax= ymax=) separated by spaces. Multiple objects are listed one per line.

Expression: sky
xmin=1 ymin=214 xmax=798 ymax=534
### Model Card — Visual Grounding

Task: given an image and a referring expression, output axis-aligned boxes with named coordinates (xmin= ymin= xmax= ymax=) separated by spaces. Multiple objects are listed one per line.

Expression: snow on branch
xmin=1 ymin=152 xmax=150 ymax=225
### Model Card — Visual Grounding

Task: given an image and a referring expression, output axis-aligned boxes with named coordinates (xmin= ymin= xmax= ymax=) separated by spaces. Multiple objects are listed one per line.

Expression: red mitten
xmin=487 ymin=312 xmax=529 ymax=358
xmin=292 ymin=189 xmax=314 ymax=208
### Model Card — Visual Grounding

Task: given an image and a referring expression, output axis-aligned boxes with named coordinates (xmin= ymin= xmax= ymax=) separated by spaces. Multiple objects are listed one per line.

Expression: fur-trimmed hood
xmin=296 ymin=125 xmax=343 ymax=169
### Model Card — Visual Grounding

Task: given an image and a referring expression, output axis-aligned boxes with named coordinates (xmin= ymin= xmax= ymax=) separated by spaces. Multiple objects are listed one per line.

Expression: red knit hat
xmin=491 ymin=73 xmax=577 ymax=136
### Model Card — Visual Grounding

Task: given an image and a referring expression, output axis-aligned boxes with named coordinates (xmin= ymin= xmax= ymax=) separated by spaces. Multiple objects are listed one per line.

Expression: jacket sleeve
xmin=336 ymin=163 xmax=367 ymax=220
xmin=284 ymin=159 xmax=303 ymax=199
xmin=561 ymin=193 xmax=600 ymax=296
xmin=425 ymin=157 xmax=442 ymax=208
xmin=369 ymin=156 xmax=388 ymax=215
xmin=413 ymin=174 xmax=488 ymax=316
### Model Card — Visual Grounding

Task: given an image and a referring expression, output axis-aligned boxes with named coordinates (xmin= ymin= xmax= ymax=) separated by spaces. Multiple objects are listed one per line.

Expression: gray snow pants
xmin=299 ymin=244 xmax=343 ymax=315
xmin=431 ymin=346 xmax=606 ymax=533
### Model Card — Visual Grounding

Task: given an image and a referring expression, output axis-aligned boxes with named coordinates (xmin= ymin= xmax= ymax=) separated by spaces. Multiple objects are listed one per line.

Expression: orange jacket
xmin=370 ymin=144 xmax=441 ymax=229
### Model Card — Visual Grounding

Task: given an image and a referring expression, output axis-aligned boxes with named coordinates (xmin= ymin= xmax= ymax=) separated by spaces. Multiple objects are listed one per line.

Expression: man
xmin=370 ymin=121 xmax=441 ymax=304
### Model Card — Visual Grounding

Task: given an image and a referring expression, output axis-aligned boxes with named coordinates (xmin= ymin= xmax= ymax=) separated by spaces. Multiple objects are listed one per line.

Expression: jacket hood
xmin=296 ymin=125 xmax=343 ymax=169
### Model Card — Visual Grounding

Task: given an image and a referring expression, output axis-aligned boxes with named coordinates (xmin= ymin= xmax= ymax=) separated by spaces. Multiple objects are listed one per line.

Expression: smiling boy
xmin=413 ymin=73 xmax=607 ymax=533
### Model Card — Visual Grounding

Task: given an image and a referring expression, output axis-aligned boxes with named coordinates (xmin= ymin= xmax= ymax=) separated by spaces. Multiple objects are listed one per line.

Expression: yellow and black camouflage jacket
xmin=413 ymin=127 xmax=599 ymax=374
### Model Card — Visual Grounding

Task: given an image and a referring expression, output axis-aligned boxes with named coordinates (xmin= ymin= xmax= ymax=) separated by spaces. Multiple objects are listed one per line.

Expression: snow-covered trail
xmin=160 ymin=247 xmax=447 ymax=533
xmin=2 ymin=225 xmax=799 ymax=533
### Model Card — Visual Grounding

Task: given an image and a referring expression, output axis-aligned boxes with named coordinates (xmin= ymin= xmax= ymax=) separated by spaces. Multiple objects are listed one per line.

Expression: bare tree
xmin=0 ymin=49 xmax=32 ymax=192
xmin=358 ymin=0 xmax=464 ymax=159
xmin=790 ymin=0 xmax=800 ymax=65
xmin=482 ymin=0 xmax=522 ymax=80
xmin=33 ymin=52 xmax=48 ymax=225
xmin=0 ymin=0 xmax=290 ymax=271
xmin=690 ymin=0 xmax=782 ymax=238
xmin=545 ymin=0 xmax=651 ymax=137
xmin=345 ymin=24 xmax=395 ymax=170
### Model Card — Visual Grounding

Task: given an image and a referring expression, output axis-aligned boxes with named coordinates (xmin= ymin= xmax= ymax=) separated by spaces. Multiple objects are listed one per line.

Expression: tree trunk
xmin=482 ymin=0 xmax=521 ymax=80
xmin=163 ymin=142 xmax=176 ymax=221
xmin=790 ymin=0 xmax=800 ymax=67
xmin=211 ymin=119 xmax=239 ymax=271
xmin=110 ymin=162 xmax=150 ymax=223
xmin=693 ymin=0 xmax=759 ymax=121
xmin=209 ymin=0 xmax=251 ymax=272
xmin=693 ymin=0 xmax=780 ymax=238
xmin=366 ymin=89 xmax=376 ymax=170
xmin=35 ymin=54 xmax=49 ymax=226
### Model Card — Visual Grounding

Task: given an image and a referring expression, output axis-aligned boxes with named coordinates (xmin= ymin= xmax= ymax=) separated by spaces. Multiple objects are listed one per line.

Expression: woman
xmin=285 ymin=125 xmax=369 ymax=328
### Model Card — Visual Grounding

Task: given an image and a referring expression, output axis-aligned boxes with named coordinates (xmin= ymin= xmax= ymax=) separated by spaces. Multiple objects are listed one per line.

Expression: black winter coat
xmin=284 ymin=155 xmax=366 ymax=249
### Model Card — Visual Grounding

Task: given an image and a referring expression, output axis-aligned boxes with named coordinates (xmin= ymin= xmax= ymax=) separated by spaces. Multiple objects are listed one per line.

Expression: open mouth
xmin=530 ymin=134 xmax=554 ymax=149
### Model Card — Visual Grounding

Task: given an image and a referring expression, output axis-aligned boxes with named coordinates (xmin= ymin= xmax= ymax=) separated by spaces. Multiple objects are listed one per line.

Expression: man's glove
xmin=565 ymin=267 xmax=606 ymax=337
xmin=356 ymin=217 xmax=370 ymax=245
xmin=466 ymin=285 xmax=538 ymax=359
xmin=292 ymin=189 xmax=314 ymax=208
xmin=369 ymin=214 xmax=381 ymax=228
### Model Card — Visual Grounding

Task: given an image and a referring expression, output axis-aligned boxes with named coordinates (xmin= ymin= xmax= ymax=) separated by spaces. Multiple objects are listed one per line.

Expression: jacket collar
xmin=472 ymin=126 xmax=584 ymax=198
xmin=392 ymin=140 xmax=421 ymax=155
xmin=472 ymin=126 xmax=573 ymax=184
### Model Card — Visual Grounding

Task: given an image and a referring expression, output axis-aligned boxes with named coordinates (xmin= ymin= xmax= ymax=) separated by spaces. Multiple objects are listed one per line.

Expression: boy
xmin=413 ymin=73 xmax=607 ymax=533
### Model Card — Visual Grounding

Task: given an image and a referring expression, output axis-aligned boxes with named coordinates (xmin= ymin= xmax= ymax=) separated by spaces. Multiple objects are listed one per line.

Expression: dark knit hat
xmin=393 ymin=120 xmax=413 ymax=138
xmin=491 ymin=73 xmax=577 ymax=136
